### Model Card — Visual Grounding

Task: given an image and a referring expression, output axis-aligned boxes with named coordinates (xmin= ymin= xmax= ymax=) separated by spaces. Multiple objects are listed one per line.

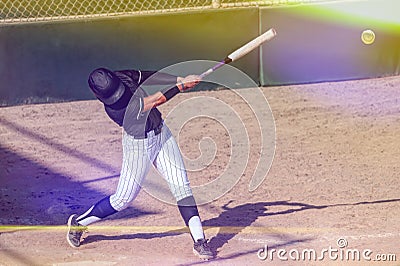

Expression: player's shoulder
xmin=115 ymin=69 xmax=140 ymax=78
xmin=115 ymin=69 xmax=141 ymax=88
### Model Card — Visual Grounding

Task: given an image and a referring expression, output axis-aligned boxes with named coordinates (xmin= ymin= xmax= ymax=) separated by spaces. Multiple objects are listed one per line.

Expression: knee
xmin=109 ymin=194 xmax=134 ymax=211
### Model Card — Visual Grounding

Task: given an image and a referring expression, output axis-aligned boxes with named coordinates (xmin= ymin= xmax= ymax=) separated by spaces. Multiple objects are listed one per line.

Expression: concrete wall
xmin=260 ymin=0 xmax=400 ymax=85
xmin=0 ymin=8 xmax=260 ymax=106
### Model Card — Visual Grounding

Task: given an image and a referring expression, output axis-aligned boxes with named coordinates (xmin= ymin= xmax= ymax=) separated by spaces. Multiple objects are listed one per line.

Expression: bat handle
xmin=199 ymin=57 xmax=232 ymax=79
xmin=199 ymin=68 xmax=215 ymax=79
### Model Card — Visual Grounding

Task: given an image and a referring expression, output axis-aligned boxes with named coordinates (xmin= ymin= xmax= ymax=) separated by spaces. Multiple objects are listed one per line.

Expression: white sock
xmin=188 ymin=216 xmax=205 ymax=242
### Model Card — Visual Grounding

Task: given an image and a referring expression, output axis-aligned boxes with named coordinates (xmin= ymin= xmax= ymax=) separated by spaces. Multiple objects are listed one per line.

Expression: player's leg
xmin=154 ymin=125 xmax=213 ymax=259
xmin=109 ymin=136 xmax=152 ymax=212
xmin=67 ymin=133 xmax=151 ymax=247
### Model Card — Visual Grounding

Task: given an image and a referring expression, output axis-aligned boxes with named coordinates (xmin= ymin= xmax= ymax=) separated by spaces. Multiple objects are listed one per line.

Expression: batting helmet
xmin=88 ymin=68 xmax=126 ymax=105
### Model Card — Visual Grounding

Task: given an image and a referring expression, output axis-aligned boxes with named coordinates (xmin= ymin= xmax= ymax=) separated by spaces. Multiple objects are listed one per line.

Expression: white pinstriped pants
xmin=109 ymin=123 xmax=193 ymax=211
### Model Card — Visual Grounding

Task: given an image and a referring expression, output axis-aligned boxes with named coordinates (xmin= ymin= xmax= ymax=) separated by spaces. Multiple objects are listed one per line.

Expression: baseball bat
xmin=200 ymin=28 xmax=277 ymax=78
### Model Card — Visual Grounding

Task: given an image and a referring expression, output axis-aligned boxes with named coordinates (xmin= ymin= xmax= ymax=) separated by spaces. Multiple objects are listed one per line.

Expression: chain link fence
xmin=0 ymin=0 xmax=336 ymax=24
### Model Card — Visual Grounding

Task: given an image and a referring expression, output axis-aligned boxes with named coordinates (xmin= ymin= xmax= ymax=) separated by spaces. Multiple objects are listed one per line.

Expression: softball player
xmin=66 ymin=67 xmax=213 ymax=260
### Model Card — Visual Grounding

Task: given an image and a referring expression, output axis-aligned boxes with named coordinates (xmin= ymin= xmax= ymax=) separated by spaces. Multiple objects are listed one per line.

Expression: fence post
xmin=212 ymin=0 xmax=221 ymax=8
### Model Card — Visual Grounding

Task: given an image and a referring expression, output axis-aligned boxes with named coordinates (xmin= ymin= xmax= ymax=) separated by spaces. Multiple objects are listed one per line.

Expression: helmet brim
xmin=99 ymin=80 xmax=126 ymax=106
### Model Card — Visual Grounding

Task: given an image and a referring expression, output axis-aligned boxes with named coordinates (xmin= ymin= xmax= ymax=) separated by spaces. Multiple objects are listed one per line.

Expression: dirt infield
xmin=0 ymin=76 xmax=399 ymax=265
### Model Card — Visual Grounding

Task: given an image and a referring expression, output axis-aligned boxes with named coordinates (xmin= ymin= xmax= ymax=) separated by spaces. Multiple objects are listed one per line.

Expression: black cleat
xmin=193 ymin=239 xmax=214 ymax=260
xmin=66 ymin=214 xmax=87 ymax=248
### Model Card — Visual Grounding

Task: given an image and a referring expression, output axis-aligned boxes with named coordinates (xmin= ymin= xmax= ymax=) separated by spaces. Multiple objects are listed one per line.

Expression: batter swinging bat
xmin=200 ymin=28 xmax=277 ymax=78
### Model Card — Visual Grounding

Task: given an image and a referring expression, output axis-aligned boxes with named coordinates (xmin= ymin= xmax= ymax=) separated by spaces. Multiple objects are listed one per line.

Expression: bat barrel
xmin=227 ymin=28 xmax=276 ymax=62
xmin=199 ymin=28 xmax=276 ymax=79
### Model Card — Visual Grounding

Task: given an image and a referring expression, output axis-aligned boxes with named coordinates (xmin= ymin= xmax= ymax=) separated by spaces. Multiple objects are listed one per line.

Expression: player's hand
xmin=177 ymin=75 xmax=201 ymax=91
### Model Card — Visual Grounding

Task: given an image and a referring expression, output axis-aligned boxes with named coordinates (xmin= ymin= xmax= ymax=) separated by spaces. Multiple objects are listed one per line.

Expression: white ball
xmin=361 ymin=29 xmax=375 ymax=45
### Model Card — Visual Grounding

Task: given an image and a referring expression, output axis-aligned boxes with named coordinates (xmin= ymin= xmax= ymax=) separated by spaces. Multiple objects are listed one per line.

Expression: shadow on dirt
xmin=81 ymin=198 xmax=399 ymax=263
xmin=201 ymin=198 xmax=400 ymax=261
xmin=83 ymin=226 xmax=187 ymax=245
xmin=0 ymin=118 xmax=156 ymax=226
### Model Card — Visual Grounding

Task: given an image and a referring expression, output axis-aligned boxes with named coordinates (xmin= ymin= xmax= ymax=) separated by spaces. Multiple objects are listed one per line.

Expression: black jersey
xmin=102 ymin=69 xmax=177 ymax=136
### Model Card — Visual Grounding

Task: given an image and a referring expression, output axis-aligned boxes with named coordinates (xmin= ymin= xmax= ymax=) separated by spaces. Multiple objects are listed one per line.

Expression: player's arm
xmin=140 ymin=71 xmax=179 ymax=85
xmin=117 ymin=69 xmax=181 ymax=86
xmin=141 ymin=75 xmax=201 ymax=112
